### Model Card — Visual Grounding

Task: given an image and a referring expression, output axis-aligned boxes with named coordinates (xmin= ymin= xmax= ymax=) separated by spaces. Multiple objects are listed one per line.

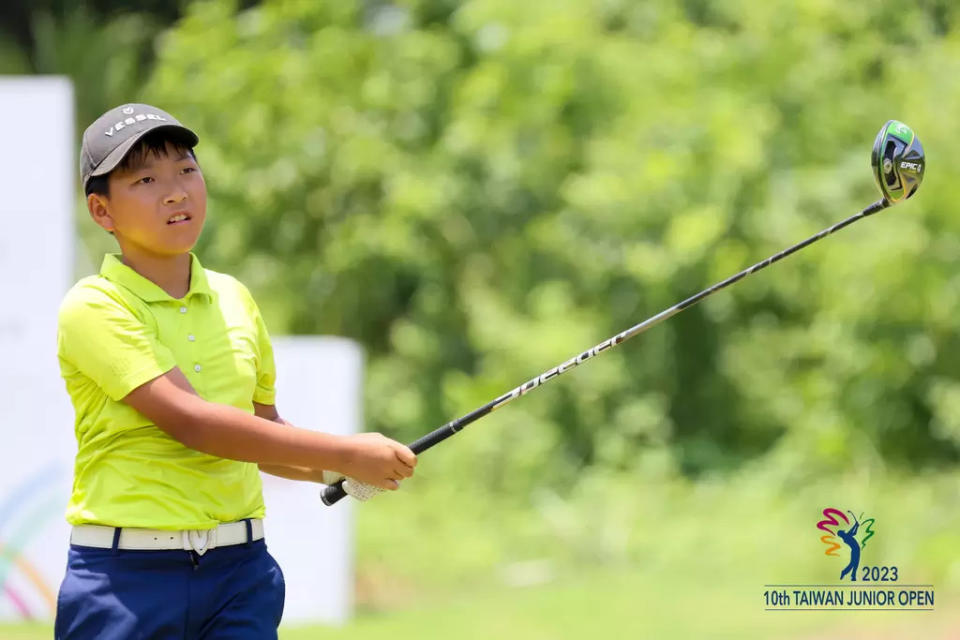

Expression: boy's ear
xmin=87 ymin=193 xmax=115 ymax=233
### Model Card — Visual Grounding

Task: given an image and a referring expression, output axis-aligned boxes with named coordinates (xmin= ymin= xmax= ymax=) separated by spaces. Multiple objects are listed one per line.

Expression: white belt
xmin=70 ymin=519 xmax=264 ymax=556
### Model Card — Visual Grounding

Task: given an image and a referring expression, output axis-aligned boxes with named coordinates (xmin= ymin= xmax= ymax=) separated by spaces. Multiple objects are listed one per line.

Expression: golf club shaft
xmin=322 ymin=198 xmax=889 ymax=506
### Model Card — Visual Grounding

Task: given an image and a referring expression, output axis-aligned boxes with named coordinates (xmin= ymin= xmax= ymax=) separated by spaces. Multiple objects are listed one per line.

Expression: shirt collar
xmin=100 ymin=253 xmax=214 ymax=303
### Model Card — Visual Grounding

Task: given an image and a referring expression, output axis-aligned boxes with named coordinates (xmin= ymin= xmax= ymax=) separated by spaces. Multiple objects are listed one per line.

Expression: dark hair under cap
xmin=84 ymin=129 xmax=198 ymax=198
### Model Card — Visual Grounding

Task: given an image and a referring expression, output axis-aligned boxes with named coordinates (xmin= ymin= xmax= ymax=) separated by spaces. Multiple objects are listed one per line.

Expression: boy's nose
xmin=164 ymin=190 xmax=188 ymax=205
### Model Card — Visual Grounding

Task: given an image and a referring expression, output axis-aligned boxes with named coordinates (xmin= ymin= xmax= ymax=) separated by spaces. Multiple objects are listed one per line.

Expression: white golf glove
xmin=321 ymin=470 xmax=383 ymax=502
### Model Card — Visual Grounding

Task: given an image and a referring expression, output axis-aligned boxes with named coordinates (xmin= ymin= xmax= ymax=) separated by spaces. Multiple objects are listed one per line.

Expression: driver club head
xmin=871 ymin=120 xmax=925 ymax=205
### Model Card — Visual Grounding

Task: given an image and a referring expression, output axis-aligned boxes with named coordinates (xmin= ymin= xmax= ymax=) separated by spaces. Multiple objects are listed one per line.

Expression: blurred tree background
xmin=148 ymin=0 xmax=960 ymax=484
xmin=3 ymin=0 xmax=959 ymax=486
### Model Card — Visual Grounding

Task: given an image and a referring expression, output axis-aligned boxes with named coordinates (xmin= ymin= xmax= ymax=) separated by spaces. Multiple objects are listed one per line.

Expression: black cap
xmin=80 ymin=103 xmax=199 ymax=190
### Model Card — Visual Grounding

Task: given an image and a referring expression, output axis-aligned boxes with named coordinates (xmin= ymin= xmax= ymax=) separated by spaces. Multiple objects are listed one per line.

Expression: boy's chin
xmin=148 ymin=241 xmax=201 ymax=257
xmin=160 ymin=235 xmax=203 ymax=255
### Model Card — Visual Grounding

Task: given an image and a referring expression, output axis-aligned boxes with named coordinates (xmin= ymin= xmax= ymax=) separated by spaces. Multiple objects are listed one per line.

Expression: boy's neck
xmin=120 ymin=250 xmax=193 ymax=300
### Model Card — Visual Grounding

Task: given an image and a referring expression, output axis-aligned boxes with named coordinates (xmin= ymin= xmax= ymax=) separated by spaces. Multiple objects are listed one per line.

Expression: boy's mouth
xmin=167 ymin=212 xmax=192 ymax=225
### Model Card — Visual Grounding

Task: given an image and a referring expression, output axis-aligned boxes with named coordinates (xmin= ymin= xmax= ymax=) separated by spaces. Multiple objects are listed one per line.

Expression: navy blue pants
xmin=55 ymin=538 xmax=285 ymax=639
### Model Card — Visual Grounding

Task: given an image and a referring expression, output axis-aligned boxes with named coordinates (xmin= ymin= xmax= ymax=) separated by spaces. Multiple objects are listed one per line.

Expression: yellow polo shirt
xmin=57 ymin=253 xmax=276 ymax=529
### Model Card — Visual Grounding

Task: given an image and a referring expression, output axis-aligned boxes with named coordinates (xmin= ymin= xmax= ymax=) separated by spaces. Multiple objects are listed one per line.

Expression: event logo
xmin=762 ymin=507 xmax=934 ymax=611
xmin=817 ymin=508 xmax=876 ymax=582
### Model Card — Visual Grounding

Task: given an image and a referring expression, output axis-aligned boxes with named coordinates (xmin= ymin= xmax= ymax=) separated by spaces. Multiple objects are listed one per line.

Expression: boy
xmin=55 ymin=103 xmax=416 ymax=639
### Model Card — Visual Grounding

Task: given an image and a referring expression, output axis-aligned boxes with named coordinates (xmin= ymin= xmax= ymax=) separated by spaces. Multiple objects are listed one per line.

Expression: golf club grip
xmin=320 ymin=481 xmax=347 ymax=505
xmin=321 ymin=199 xmax=890 ymax=507
xmin=320 ymin=481 xmax=348 ymax=505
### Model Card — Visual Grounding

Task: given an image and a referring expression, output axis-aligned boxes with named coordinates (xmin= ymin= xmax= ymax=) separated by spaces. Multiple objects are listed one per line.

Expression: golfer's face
xmin=103 ymin=142 xmax=207 ymax=256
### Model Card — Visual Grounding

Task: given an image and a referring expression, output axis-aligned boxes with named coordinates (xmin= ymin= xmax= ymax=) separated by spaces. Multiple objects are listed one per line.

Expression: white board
xmin=0 ymin=76 xmax=76 ymax=623
xmin=266 ymin=336 xmax=360 ymax=625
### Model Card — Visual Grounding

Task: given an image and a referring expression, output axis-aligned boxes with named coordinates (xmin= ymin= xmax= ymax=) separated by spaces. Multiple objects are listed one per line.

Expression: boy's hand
xmin=320 ymin=470 xmax=381 ymax=502
xmin=337 ymin=433 xmax=416 ymax=490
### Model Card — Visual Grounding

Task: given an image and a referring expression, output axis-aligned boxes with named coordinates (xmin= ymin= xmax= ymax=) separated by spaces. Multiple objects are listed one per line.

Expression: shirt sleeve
xmin=251 ymin=300 xmax=277 ymax=406
xmin=58 ymin=286 xmax=177 ymax=401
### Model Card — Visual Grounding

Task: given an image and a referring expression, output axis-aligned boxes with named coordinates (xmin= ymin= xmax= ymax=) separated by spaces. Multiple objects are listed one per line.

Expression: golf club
xmin=322 ymin=119 xmax=925 ymax=506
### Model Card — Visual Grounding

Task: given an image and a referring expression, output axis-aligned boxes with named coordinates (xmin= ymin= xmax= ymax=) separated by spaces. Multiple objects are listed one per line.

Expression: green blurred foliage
xmin=139 ymin=0 xmax=960 ymax=479
xmin=0 ymin=3 xmax=175 ymax=140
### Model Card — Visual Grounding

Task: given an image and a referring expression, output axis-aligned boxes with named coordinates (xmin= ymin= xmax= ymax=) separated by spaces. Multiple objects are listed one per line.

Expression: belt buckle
xmin=182 ymin=528 xmax=217 ymax=556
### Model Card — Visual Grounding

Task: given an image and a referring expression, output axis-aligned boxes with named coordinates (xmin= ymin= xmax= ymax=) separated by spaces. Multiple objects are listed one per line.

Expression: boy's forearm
xmin=256 ymin=411 xmax=327 ymax=482
xmin=173 ymin=396 xmax=351 ymax=470
xmin=258 ymin=463 xmax=325 ymax=482
xmin=124 ymin=369 xmax=413 ymax=489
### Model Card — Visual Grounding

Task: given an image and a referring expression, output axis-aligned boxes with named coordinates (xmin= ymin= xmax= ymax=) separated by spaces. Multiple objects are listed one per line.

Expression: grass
xmin=4 ymin=464 xmax=958 ymax=639
xmin=4 ymin=575 xmax=956 ymax=640
xmin=278 ymin=571 xmax=957 ymax=640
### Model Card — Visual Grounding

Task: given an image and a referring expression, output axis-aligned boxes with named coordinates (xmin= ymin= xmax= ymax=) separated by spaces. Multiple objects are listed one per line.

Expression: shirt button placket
xmin=181 ymin=302 xmax=201 ymax=379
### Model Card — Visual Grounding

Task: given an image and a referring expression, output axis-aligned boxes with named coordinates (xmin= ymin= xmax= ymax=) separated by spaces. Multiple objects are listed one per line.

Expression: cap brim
xmin=88 ymin=123 xmax=199 ymax=179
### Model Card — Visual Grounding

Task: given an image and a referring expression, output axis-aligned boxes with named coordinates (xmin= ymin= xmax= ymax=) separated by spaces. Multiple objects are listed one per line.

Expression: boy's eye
xmin=181 ymin=167 xmax=197 ymax=174
xmin=137 ymin=176 xmax=154 ymax=185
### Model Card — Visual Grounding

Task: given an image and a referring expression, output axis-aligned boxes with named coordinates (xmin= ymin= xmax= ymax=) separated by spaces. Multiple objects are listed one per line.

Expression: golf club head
xmin=871 ymin=120 xmax=924 ymax=205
